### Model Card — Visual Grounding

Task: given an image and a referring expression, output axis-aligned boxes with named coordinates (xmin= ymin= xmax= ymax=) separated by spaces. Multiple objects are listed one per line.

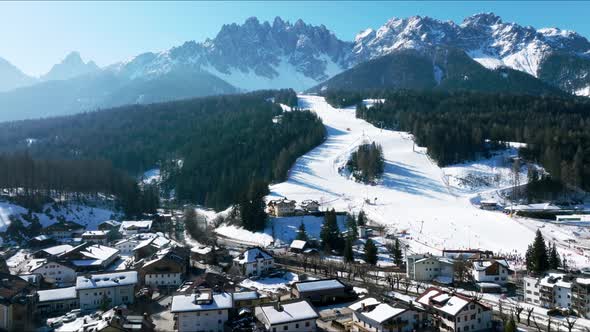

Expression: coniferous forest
xmin=0 ymin=89 xmax=325 ymax=211
xmin=325 ymin=89 xmax=590 ymax=191
xmin=346 ymin=142 xmax=384 ymax=183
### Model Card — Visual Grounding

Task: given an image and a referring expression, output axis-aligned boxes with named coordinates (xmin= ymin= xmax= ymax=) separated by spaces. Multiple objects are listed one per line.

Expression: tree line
xmin=0 ymin=152 xmax=158 ymax=216
xmin=346 ymin=142 xmax=384 ymax=183
xmin=0 ymin=89 xmax=324 ymax=211
xmin=325 ymin=89 xmax=590 ymax=191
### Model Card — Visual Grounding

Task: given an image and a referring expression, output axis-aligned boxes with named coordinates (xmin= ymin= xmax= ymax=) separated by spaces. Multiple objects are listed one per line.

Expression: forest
xmin=0 ymin=152 xmax=158 ymax=216
xmin=325 ymin=89 xmax=590 ymax=191
xmin=346 ymin=142 xmax=384 ymax=183
xmin=0 ymin=89 xmax=325 ymax=210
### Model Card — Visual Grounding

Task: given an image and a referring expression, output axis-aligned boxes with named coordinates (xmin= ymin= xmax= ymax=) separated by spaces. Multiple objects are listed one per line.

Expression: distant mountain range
xmin=1 ymin=12 xmax=589 ymax=121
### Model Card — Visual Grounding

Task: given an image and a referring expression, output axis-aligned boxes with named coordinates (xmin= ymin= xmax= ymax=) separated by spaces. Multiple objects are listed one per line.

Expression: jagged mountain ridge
xmin=41 ymin=51 xmax=100 ymax=81
xmin=0 ymin=57 xmax=36 ymax=92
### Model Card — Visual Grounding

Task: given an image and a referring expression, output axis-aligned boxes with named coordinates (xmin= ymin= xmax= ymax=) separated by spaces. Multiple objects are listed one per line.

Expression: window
xmin=295 ymin=324 xmax=299 ymax=328
xmin=283 ymin=325 xmax=288 ymax=331
xmin=305 ymin=322 xmax=310 ymax=327
xmin=218 ymin=310 xmax=222 ymax=314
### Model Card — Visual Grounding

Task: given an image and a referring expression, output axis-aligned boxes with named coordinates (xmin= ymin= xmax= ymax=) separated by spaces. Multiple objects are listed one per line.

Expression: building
xmin=300 ymin=200 xmax=320 ymax=213
xmin=76 ymin=271 xmax=138 ymax=311
xmin=81 ymin=230 xmax=110 ymax=245
xmin=233 ymin=290 xmax=270 ymax=309
xmin=115 ymin=238 xmax=143 ymax=256
xmin=289 ymin=240 xmax=308 ymax=253
xmin=43 ymin=221 xmax=85 ymax=240
xmin=349 ymin=297 xmax=426 ymax=332
xmin=233 ymin=247 xmax=274 ymax=277
xmin=98 ymin=220 xmax=122 ymax=232
xmin=255 ymin=299 xmax=319 ymax=332
xmin=442 ymin=250 xmax=494 ymax=260
xmin=34 ymin=244 xmax=74 ymax=258
xmin=416 ymin=287 xmax=492 ymax=332
xmin=140 ymin=247 xmax=188 ymax=288
xmin=406 ymin=254 xmax=455 ymax=284
xmin=479 ymin=201 xmax=498 ymax=210
xmin=18 ymin=258 xmax=77 ymax=285
xmin=28 ymin=235 xmax=56 ymax=248
xmin=523 ymin=272 xmax=590 ymax=312
xmin=36 ymin=286 xmax=79 ymax=317
xmin=471 ymin=259 xmax=511 ymax=286
xmin=291 ymin=278 xmax=356 ymax=305
xmin=170 ymin=290 xmax=233 ymax=332
xmin=59 ymin=243 xmax=120 ymax=271
xmin=0 ymin=273 xmax=37 ymax=331
xmin=267 ymin=198 xmax=296 ymax=217
xmin=119 ymin=220 xmax=153 ymax=236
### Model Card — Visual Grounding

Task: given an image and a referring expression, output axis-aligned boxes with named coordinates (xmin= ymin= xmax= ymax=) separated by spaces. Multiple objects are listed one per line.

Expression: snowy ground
xmin=0 ymin=200 xmax=117 ymax=232
xmin=215 ymin=214 xmax=346 ymax=247
xmin=267 ymin=95 xmax=589 ymax=268
xmin=239 ymin=272 xmax=299 ymax=294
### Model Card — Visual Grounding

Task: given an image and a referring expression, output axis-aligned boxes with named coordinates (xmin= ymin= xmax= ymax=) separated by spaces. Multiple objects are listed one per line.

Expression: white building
xmin=522 ymin=273 xmax=590 ymax=310
xmin=349 ymin=298 xmax=424 ymax=332
xmin=119 ymin=220 xmax=153 ymax=236
xmin=416 ymin=287 xmax=493 ymax=332
xmin=233 ymin=247 xmax=274 ymax=277
xmin=114 ymin=238 xmax=142 ymax=256
xmin=255 ymin=300 xmax=319 ymax=332
xmin=267 ymin=198 xmax=296 ymax=217
xmin=76 ymin=271 xmax=138 ymax=311
xmin=81 ymin=230 xmax=109 ymax=245
xmin=19 ymin=258 xmax=77 ymax=285
xmin=471 ymin=259 xmax=511 ymax=285
xmin=170 ymin=290 xmax=233 ymax=332
xmin=406 ymin=254 xmax=454 ymax=284
xmin=36 ymin=286 xmax=79 ymax=316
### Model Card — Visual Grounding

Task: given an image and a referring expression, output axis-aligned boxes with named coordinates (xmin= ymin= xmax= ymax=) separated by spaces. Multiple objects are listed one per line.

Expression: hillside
xmin=309 ymin=48 xmax=564 ymax=95
xmin=0 ymin=90 xmax=325 ymax=210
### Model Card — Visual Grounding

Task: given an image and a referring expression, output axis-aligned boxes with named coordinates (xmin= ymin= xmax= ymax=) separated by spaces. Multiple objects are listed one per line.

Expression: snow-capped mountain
xmin=0 ymin=57 xmax=36 ymax=92
xmin=351 ymin=13 xmax=590 ymax=95
xmin=108 ymin=17 xmax=353 ymax=92
xmin=41 ymin=51 xmax=100 ymax=81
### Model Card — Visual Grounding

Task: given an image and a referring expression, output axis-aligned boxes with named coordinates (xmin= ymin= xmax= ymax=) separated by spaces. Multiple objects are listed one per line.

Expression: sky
xmin=1 ymin=1 xmax=589 ymax=76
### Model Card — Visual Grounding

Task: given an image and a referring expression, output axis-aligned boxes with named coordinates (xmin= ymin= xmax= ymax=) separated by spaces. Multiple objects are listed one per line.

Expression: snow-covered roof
xmin=191 ymin=246 xmax=212 ymax=255
xmin=233 ymin=291 xmax=260 ymax=301
xmin=257 ymin=300 xmax=318 ymax=325
xmin=42 ymin=244 xmax=74 ymax=256
xmin=76 ymin=271 xmax=138 ymax=290
xmin=294 ymin=279 xmax=345 ymax=293
xmin=234 ymin=247 xmax=273 ymax=264
xmin=33 ymin=235 xmax=51 ymax=241
xmin=349 ymin=297 xmax=381 ymax=311
xmin=416 ymin=288 xmax=476 ymax=316
xmin=472 ymin=259 xmax=510 ymax=271
xmin=362 ymin=303 xmax=406 ymax=324
xmin=38 ymin=286 xmax=77 ymax=302
xmin=82 ymin=230 xmax=109 ymax=237
xmin=170 ymin=293 xmax=233 ymax=313
xmin=289 ymin=240 xmax=307 ymax=250
xmin=100 ymin=220 xmax=121 ymax=227
xmin=119 ymin=220 xmax=153 ymax=232
xmin=72 ymin=244 xmax=119 ymax=267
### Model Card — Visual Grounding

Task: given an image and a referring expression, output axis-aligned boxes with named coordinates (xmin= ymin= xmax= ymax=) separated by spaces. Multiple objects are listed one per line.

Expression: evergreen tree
xmin=364 ymin=238 xmax=378 ymax=265
xmin=357 ymin=210 xmax=366 ymax=226
xmin=525 ymin=230 xmax=549 ymax=274
xmin=393 ymin=238 xmax=404 ymax=266
xmin=345 ymin=213 xmax=358 ymax=241
xmin=548 ymin=242 xmax=561 ymax=270
xmin=320 ymin=209 xmax=344 ymax=252
xmin=343 ymin=238 xmax=355 ymax=263
xmin=296 ymin=221 xmax=308 ymax=242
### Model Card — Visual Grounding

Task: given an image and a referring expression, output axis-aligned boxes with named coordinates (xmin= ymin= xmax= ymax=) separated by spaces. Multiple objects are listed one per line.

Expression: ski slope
xmin=268 ymin=95 xmax=565 ymax=261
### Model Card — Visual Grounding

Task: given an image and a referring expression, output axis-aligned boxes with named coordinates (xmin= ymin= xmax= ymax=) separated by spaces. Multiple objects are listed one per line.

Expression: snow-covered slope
xmin=268 ymin=95 xmax=588 ymax=267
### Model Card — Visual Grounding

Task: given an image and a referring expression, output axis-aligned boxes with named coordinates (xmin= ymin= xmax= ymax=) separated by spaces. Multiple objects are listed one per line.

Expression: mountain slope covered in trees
xmin=0 ymin=90 xmax=325 ymax=210
xmin=309 ymin=48 xmax=564 ymax=96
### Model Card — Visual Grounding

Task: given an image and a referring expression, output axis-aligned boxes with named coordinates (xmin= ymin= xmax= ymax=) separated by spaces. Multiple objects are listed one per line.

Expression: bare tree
xmin=564 ymin=316 xmax=577 ymax=332
xmin=402 ymin=277 xmax=411 ymax=294
xmin=526 ymin=307 xmax=535 ymax=326
xmin=513 ymin=302 xmax=524 ymax=323
xmin=532 ymin=315 xmax=542 ymax=332
xmin=498 ymin=300 xmax=508 ymax=326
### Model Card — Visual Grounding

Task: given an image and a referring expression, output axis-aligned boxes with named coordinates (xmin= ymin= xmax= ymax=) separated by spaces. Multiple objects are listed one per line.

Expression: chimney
xmin=274 ymin=300 xmax=283 ymax=312
xmin=361 ymin=302 xmax=366 ymax=312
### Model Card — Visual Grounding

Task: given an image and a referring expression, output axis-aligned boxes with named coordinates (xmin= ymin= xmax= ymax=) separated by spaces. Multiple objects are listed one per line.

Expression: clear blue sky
xmin=1 ymin=1 xmax=589 ymax=76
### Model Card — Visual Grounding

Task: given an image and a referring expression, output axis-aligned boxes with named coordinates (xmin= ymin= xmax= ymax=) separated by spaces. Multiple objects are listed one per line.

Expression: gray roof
xmin=295 ymin=279 xmax=345 ymax=293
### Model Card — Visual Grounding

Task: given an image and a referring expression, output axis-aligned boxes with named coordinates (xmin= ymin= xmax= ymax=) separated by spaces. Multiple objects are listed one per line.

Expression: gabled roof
xmin=472 ymin=259 xmax=511 ymax=271
xmin=416 ymin=287 xmax=489 ymax=317
xmin=234 ymin=247 xmax=273 ymax=264
xmin=289 ymin=240 xmax=307 ymax=250
xmin=257 ymin=300 xmax=318 ymax=325
xmin=294 ymin=278 xmax=346 ymax=293
xmin=361 ymin=303 xmax=406 ymax=324
xmin=76 ymin=271 xmax=138 ymax=290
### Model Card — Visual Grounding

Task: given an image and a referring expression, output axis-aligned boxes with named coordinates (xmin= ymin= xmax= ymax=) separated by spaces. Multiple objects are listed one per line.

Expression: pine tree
xmin=320 ymin=209 xmax=344 ymax=252
xmin=526 ymin=230 xmax=549 ymax=274
xmin=393 ymin=238 xmax=403 ymax=266
xmin=548 ymin=242 xmax=561 ymax=270
xmin=343 ymin=238 xmax=354 ymax=263
xmin=364 ymin=238 xmax=378 ymax=265
xmin=357 ymin=210 xmax=366 ymax=226
xmin=346 ymin=214 xmax=358 ymax=241
xmin=296 ymin=221 xmax=308 ymax=242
